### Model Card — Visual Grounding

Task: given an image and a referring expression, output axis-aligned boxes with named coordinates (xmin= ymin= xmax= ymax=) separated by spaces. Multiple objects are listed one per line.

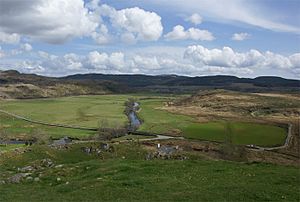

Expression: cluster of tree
xmin=94 ymin=120 xmax=127 ymax=141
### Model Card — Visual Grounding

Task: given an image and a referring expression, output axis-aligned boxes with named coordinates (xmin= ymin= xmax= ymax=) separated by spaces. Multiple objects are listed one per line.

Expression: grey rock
xmin=55 ymin=164 xmax=63 ymax=168
xmin=18 ymin=165 xmax=34 ymax=172
xmin=8 ymin=173 xmax=30 ymax=184
xmin=99 ymin=143 xmax=110 ymax=150
xmin=34 ymin=177 xmax=40 ymax=182
xmin=40 ymin=158 xmax=54 ymax=167
xmin=26 ymin=176 xmax=33 ymax=181
xmin=158 ymin=146 xmax=176 ymax=156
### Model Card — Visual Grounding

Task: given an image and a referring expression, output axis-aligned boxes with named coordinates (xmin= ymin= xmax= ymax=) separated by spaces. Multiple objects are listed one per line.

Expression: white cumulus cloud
xmin=184 ymin=45 xmax=299 ymax=71
xmin=231 ymin=33 xmax=251 ymax=41
xmin=0 ymin=32 xmax=20 ymax=44
xmin=20 ymin=43 xmax=33 ymax=52
xmin=87 ymin=51 xmax=125 ymax=71
xmin=91 ymin=25 xmax=111 ymax=45
xmin=165 ymin=25 xmax=214 ymax=41
xmin=99 ymin=5 xmax=163 ymax=42
xmin=0 ymin=0 xmax=98 ymax=44
xmin=185 ymin=13 xmax=203 ymax=25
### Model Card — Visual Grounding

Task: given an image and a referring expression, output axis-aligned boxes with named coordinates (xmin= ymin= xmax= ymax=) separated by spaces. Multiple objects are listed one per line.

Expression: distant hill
xmin=0 ymin=70 xmax=299 ymax=98
xmin=0 ymin=70 xmax=127 ymax=99
xmin=64 ymin=73 xmax=299 ymax=87
xmin=64 ymin=73 xmax=300 ymax=93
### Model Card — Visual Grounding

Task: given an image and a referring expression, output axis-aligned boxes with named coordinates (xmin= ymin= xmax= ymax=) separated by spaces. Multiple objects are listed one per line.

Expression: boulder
xmin=18 ymin=165 xmax=34 ymax=172
xmin=40 ymin=158 xmax=54 ymax=167
xmin=8 ymin=173 xmax=31 ymax=184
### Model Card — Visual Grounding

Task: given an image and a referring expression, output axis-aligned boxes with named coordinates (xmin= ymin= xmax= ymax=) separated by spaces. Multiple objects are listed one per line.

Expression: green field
xmin=0 ymin=95 xmax=287 ymax=146
xmin=138 ymin=98 xmax=287 ymax=146
xmin=0 ymin=143 xmax=299 ymax=202
xmin=0 ymin=95 xmax=128 ymax=127
xmin=182 ymin=122 xmax=287 ymax=146
xmin=0 ymin=113 xmax=96 ymax=138
xmin=0 ymin=95 xmax=129 ymax=138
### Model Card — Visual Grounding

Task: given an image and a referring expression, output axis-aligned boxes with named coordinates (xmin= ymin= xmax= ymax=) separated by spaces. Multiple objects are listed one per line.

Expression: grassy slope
xmin=0 ymin=144 xmax=26 ymax=152
xmin=138 ymin=98 xmax=287 ymax=146
xmin=0 ymin=144 xmax=299 ymax=202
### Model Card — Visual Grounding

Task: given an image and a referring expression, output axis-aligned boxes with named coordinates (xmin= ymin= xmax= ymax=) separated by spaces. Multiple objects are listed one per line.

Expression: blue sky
xmin=0 ymin=0 xmax=299 ymax=78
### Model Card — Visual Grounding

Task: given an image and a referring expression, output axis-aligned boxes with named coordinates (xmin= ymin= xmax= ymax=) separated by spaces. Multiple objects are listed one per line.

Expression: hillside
xmin=1 ymin=143 xmax=299 ymax=202
xmin=0 ymin=70 xmax=299 ymax=99
xmin=0 ymin=70 xmax=127 ymax=99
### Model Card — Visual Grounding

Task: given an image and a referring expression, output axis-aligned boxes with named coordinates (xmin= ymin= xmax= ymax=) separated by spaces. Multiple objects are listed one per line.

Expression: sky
xmin=0 ymin=0 xmax=299 ymax=78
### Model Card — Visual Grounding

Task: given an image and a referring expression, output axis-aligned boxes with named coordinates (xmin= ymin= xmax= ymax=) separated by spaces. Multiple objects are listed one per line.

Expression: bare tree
xmin=220 ymin=122 xmax=247 ymax=162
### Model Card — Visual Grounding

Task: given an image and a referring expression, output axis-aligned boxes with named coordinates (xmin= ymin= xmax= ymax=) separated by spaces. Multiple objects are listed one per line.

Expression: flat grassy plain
xmin=0 ymin=143 xmax=299 ymax=202
xmin=0 ymin=113 xmax=95 ymax=138
xmin=0 ymin=95 xmax=129 ymax=138
xmin=0 ymin=95 xmax=128 ymax=127
xmin=0 ymin=94 xmax=287 ymax=146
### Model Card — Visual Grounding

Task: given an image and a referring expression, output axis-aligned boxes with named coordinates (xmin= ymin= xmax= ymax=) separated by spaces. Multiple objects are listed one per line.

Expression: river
xmin=128 ymin=102 xmax=141 ymax=131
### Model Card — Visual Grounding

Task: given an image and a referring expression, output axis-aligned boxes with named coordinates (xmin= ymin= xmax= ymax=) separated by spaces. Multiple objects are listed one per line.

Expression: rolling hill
xmin=0 ymin=70 xmax=299 ymax=98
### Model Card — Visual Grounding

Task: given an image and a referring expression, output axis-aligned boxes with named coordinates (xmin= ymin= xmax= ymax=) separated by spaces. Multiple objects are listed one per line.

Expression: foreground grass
xmin=0 ymin=144 xmax=26 ymax=152
xmin=0 ymin=144 xmax=299 ymax=202
xmin=138 ymin=98 xmax=287 ymax=146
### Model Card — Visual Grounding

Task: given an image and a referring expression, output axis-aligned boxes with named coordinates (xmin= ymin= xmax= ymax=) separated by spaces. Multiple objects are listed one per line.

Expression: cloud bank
xmin=1 ymin=45 xmax=299 ymax=78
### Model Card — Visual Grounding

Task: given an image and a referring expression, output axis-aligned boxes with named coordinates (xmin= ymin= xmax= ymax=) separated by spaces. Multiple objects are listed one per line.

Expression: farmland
xmin=0 ymin=93 xmax=289 ymax=146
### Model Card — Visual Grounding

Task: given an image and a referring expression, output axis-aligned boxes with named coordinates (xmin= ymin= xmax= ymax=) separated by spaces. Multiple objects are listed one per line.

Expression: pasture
xmin=0 ymin=95 xmax=128 ymax=127
xmin=0 ymin=95 xmax=129 ymax=138
xmin=0 ymin=94 xmax=288 ymax=146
